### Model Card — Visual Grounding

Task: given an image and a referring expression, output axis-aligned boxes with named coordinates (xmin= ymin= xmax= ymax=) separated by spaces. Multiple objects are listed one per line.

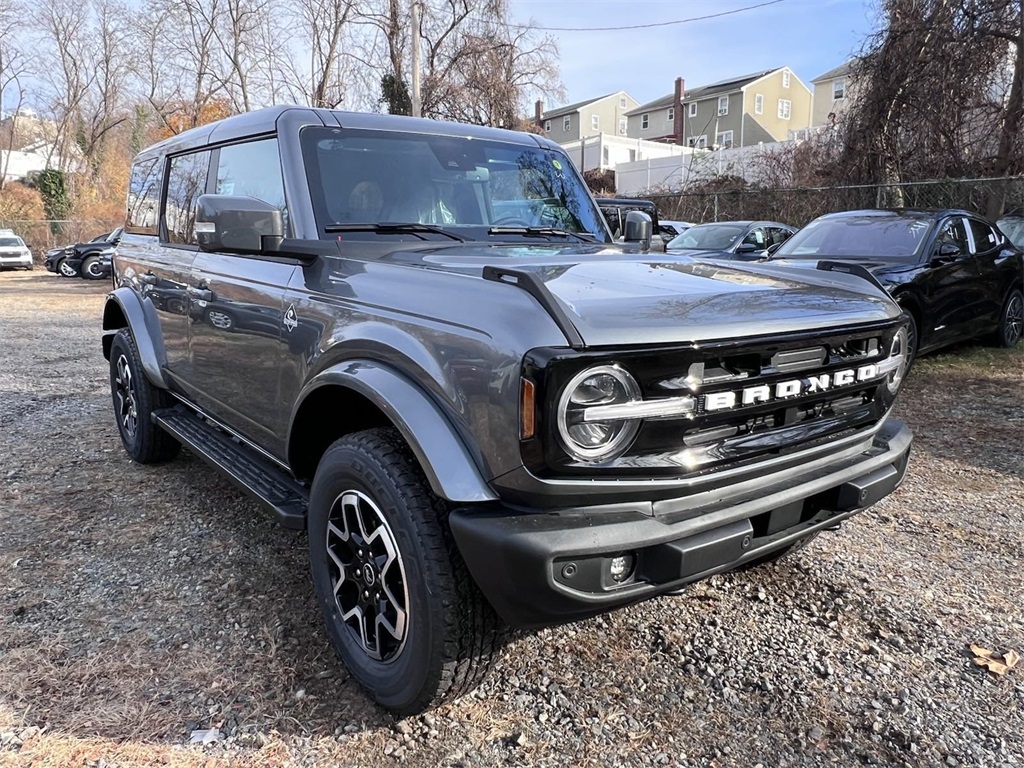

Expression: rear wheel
xmin=108 ymin=330 xmax=180 ymax=464
xmin=994 ymin=289 xmax=1023 ymax=348
xmin=81 ymin=255 xmax=105 ymax=280
xmin=308 ymin=428 xmax=504 ymax=714
xmin=57 ymin=258 xmax=77 ymax=278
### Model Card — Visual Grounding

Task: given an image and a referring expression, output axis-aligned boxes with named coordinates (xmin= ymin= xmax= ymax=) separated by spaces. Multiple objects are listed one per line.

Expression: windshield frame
xmin=299 ymin=126 xmax=612 ymax=245
xmin=772 ymin=214 xmax=937 ymax=262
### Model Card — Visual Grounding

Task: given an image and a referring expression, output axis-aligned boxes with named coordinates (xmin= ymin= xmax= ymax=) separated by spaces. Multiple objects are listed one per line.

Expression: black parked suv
xmin=103 ymin=107 xmax=913 ymax=714
xmin=45 ymin=228 xmax=123 ymax=279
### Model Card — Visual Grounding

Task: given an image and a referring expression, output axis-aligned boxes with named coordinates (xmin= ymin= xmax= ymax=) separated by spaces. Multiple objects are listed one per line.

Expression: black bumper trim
xmin=451 ymin=419 xmax=911 ymax=629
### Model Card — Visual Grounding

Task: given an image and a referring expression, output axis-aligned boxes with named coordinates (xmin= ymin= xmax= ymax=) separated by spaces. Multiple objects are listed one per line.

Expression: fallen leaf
xmin=970 ymin=644 xmax=994 ymax=659
xmin=1004 ymin=650 xmax=1020 ymax=669
xmin=970 ymin=644 xmax=1020 ymax=676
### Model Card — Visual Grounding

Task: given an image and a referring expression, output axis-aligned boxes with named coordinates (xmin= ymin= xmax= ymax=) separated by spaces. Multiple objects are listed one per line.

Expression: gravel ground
xmin=1 ymin=270 xmax=1022 ymax=768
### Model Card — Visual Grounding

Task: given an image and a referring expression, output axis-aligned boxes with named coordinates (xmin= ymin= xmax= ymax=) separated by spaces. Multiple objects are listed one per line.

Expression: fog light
xmin=609 ymin=554 xmax=635 ymax=582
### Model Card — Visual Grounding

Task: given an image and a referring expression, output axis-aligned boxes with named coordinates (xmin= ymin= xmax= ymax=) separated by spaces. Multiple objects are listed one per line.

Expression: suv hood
xmin=383 ymin=244 xmax=902 ymax=346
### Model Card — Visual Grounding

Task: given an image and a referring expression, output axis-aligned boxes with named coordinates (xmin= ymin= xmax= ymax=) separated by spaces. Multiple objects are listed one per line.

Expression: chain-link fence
xmin=0 ymin=219 xmax=123 ymax=254
xmin=645 ymin=176 xmax=1024 ymax=227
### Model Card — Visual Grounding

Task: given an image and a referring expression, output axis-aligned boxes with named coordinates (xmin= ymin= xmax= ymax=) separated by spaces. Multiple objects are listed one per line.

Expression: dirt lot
xmin=1 ymin=270 xmax=1022 ymax=767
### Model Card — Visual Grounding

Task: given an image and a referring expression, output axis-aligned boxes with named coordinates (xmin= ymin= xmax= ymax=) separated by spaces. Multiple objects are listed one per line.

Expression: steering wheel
xmin=492 ymin=216 xmax=533 ymax=227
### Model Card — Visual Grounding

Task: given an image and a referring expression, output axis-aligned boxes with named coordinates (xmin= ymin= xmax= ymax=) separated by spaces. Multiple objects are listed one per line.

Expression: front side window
xmin=164 ymin=150 xmax=211 ymax=245
xmin=717 ymin=96 xmax=729 ymax=116
xmin=126 ymin=158 xmax=162 ymax=235
xmin=778 ymin=99 xmax=792 ymax=119
xmin=215 ymin=139 xmax=287 ymax=230
xmin=300 ymin=127 xmax=610 ymax=243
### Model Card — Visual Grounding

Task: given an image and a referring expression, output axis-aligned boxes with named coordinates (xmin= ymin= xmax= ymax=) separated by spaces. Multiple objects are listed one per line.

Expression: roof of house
xmin=625 ymin=69 xmax=781 ymax=116
xmin=811 ymin=61 xmax=856 ymax=83
xmin=541 ymin=93 xmax=622 ymax=121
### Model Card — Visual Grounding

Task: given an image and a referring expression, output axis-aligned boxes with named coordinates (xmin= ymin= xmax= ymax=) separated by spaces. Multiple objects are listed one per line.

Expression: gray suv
xmin=102 ymin=107 xmax=913 ymax=714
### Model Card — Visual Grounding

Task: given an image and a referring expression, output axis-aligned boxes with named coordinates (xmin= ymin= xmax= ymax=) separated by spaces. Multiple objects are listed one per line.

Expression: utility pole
xmin=411 ymin=1 xmax=422 ymax=118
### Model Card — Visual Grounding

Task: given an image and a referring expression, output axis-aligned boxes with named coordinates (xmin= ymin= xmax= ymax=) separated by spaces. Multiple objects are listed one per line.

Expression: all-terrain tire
xmin=108 ymin=329 xmax=181 ymax=464
xmin=993 ymin=289 xmax=1023 ymax=348
xmin=308 ymin=427 xmax=505 ymax=714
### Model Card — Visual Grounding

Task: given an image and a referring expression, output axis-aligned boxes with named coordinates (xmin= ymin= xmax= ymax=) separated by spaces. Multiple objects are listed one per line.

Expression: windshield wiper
xmin=324 ymin=222 xmax=469 ymax=242
xmin=487 ymin=226 xmax=597 ymax=243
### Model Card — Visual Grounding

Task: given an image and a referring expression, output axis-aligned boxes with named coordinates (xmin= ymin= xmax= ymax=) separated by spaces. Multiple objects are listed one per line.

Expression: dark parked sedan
xmin=44 ymin=228 xmax=122 ymax=279
xmin=665 ymin=220 xmax=795 ymax=259
xmin=766 ymin=209 xmax=1024 ymax=357
xmin=997 ymin=215 xmax=1024 ymax=249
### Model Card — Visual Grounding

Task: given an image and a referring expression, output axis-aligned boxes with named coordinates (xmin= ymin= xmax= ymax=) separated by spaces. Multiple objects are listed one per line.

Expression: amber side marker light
xmin=520 ymin=378 xmax=536 ymax=439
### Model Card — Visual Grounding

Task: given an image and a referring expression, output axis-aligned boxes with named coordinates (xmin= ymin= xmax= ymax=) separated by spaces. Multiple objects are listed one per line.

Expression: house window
xmin=754 ymin=94 xmax=764 ymax=115
xmin=563 ymin=115 xmax=571 ymax=132
xmin=618 ymin=117 xmax=627 ymax=135
xmin=667 ymin=107 xmax=674 ymax=122
xmin=602 ymin=146 xmax=610 ymax=165
xmin=688 ymin=102 xmax=696 ymax=117
xmin=716 ymin=130 xmax=734 ymax=148
xmin=717 ymin=96 xmax=729 ymax=116
xmin=544 ymin=120 xmax=551 ymax=132
xmin=591 ymin=114 xmax=599 ymax=131
xmin=782 ymin=70 xmax=791 ymax=88
xmin=641 ymin=113 xmax=649 ymax=129
xmin=833 ymin=79 xmax=846 ymax=100
xmin=778 ymin=98 xmax=792 ymax=119
xmin=687 ymin=135 xmax=708 ymax=149
xmin=619 ymin=95 xmax=627 ymax=108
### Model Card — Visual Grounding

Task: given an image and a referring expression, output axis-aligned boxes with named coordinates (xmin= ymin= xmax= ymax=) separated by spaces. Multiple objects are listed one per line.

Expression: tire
xmin=57 ymin=258 xmax=77 ymax=278
xmin=308 ymin=428 xmax=504 ymax=714
xmin=993 ymin=289 xmax=1023 ymax=348
xmin=896 ymin=300 xmax=919 ymax=364
xmin=108 ymin=329 xmax=181 ymax=464
xmin=736 ymin=532 xmax=820 ymax=572
xmin=205 ymin=308 xmax=235 ymax=331
xmin=81 ymin=255 xmax=105 ymax=280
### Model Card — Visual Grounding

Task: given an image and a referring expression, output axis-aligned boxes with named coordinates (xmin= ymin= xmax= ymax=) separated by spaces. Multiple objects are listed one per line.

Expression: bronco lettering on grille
xmin=704 ymin=364 xmax=879 ymax=412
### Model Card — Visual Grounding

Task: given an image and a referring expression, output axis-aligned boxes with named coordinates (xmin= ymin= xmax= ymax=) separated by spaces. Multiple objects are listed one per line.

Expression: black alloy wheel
xmin=999 ymin=289 xmax=1023 ymax=348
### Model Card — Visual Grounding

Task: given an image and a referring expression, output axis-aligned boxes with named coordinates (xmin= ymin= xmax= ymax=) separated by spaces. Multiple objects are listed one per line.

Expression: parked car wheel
xmin=308 ymin=428 xmax=504 ymax=714
xmin=109 ymin=330 xmax=181 ymax=464
xmin=81 ymin=255 xmax=105 ymax=280
xmin=205 ymin=308 xmax=235 ymax=330
xmin=57 ymin=258 xmax=78 ymax=278
xmin=995 ymin=289 xmax=1023 ymax=348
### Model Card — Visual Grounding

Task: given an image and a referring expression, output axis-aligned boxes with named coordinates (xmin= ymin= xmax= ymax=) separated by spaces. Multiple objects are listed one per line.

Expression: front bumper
xmin=451 ymin=419 xmax=911 ymax=629
xmin=0 ymin=253 xmax=32 ymax=268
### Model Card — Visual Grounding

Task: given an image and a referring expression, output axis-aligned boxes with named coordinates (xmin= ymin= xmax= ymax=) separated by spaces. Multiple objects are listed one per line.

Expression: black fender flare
xmin=289 ymin=360 xmax=498 ymax=504
xmin=101 ymin=287 xmax=169 ymax=389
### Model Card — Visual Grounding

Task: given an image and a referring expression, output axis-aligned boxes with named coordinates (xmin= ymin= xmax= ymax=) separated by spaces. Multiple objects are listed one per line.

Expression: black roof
xmin=819 ymin=208 xmax=973 ymax=219
xmin=134 ymin=105 xmax=553 ymax=163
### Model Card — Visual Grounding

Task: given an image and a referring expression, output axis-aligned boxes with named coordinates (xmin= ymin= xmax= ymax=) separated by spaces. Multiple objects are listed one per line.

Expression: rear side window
xmin=164 ymin=150 xmax=212 ymax=245
xmin=215 ymin=139 xmax=287 ymax=219
xmin=126 ymin=158 xmax=162 ymax=235
xmin=968 ymin=219 xmax=999 ymax=253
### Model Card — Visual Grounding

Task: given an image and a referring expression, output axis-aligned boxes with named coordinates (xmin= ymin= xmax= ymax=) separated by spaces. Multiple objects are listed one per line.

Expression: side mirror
xmin=624 ymin=210 xmax=652 ymax=252
xmin=196 ymin=194 xmax=283 ymax=254
xmin=735 ymin=242 xmax=760 ymax=254
xmin=766 ymin=242 xmax=783 ymax=256
xmin=931 ymin=242 xmax=960 ymax=264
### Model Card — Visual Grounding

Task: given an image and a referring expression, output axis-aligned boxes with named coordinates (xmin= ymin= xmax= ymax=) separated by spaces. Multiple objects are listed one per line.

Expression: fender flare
xmin=102 ymin=287 xmax=169 ymax=389
xmin=290 ymin=360 xmax=498 ymax=504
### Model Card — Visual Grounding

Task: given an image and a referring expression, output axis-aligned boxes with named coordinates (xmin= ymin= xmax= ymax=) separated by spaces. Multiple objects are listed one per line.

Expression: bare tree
xmin=0 ymin=0 xmax=30 ymax=188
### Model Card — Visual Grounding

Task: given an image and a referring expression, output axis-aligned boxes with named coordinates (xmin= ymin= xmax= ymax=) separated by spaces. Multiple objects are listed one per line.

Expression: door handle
xmin=187 ymin=285 xmax=214 ymax=302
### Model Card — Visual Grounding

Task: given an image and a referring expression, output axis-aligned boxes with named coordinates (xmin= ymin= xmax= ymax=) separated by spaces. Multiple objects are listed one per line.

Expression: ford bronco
xmin=102 ymin=107 xmax=912 ymax=714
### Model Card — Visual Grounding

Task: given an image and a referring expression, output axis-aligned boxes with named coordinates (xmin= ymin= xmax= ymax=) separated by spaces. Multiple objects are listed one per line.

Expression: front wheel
xmin=994 ymin=289 xmax=1023 ymax=348
xmin=108 ymin=330 xmax=180 ymax=464
xmin=308 ymin=428 xmax=504 ymax=714
xmin=57 ymin=258 xmax=77 ymax=278
xmin=81 ymin=255 xmax=105 ymax=280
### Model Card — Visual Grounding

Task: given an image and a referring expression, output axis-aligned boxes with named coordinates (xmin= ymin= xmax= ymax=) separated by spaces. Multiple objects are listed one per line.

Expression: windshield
xmin=0 ymin=236 xmax=24 ymax=247
xmin=774 ymin=215 xmax=933 ymax=260
xmin=998 ymin=217 xmax=1024 ymax=248
xmin=666 ymin=224 xmax=744 ymax=251
xmin=300 ymin=127 xmax=610 ymax=242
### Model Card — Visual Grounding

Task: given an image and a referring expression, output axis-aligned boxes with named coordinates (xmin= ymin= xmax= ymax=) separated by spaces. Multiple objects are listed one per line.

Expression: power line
xmin=504 ymin=0 xmax=789 ymax=32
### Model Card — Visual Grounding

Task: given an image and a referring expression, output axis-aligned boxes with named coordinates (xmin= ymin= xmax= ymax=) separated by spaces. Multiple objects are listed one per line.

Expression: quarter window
xmin=778 ymin=99 xmax=792 ymax=119
xmin=126 ymin=158 xmax=162 ymax=235
xmin=164 ymin=150 xmax=211 ymax=245
xmin=937 ymin=218 xmax=970 ymax=254
xmin=717 ymin=96 xmax=729 ymax=116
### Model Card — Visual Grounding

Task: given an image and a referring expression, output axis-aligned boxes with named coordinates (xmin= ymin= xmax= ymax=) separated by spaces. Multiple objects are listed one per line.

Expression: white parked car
xmin=0 ymin=230 xmax=33 ymax=270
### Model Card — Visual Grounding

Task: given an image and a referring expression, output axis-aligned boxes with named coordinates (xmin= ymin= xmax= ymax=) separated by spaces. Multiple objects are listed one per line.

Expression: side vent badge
xmin=283 ymin=304 xmax=299 ymax=333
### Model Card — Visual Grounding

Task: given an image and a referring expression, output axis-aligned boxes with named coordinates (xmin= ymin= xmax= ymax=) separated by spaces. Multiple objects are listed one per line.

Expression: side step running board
xmin=154 ymin=407 xmax=308 ymax=530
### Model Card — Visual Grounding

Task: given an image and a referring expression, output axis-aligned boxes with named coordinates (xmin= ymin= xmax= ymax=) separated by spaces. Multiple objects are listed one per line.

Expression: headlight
xmin=879 ymin=325 xmax=910 ymax=394
xmin=557 ymin=365 xmax=642 ymax=462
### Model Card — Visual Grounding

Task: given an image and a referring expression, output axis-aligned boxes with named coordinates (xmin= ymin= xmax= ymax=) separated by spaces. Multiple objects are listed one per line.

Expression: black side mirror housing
xmin=735 ymin=242 xmax=760 ymax=254
xmin=624 ymin=211 xmax=652 ymax=252
xmin=766 ymin=242 xmax=783 ymax=256
xmin=196 ymin=194 xmax=284 ymax=254
xmin=931 ymin=241 xmax=961 ymax=265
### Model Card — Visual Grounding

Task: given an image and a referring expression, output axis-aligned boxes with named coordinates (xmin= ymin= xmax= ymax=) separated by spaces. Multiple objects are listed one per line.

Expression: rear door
xmin=922 ymin=216 xmax=984 ymax=346
xmin=967 ymin=217 xmax=1014 ymax=328
xmin=186 ymin=138 xmax=295 ymax=455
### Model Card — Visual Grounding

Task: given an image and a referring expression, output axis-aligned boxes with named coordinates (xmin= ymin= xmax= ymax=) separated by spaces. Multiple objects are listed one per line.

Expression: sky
xmin=507 ymin=0 xmax=881 ymax=109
